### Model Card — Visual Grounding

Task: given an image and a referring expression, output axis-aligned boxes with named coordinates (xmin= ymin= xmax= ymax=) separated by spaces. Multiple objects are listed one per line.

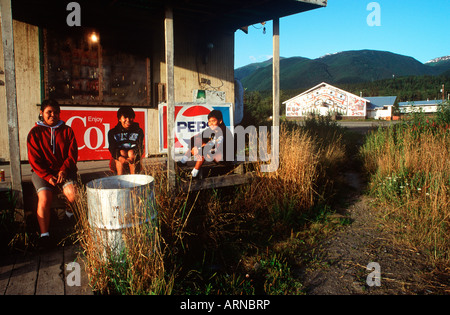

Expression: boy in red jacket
xmin=27 ymin=99 xmax=78 ymax=250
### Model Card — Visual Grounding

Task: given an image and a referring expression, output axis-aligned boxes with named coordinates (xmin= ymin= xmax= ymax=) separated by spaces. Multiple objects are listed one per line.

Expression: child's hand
xmin=49 ymin=177 xmax=58 ymax=186
xmin=118 ymin=156 xmax=128 ymax=164
xmin=57 ymin=170 xmax=67 ymax=184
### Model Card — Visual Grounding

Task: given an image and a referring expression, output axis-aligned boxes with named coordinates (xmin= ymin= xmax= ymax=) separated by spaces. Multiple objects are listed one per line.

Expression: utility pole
xmin=442 ymin=84 xmax=445 ymax=102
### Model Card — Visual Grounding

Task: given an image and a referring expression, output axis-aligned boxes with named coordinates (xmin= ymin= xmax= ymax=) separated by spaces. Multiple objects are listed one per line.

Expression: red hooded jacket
xmin=27 ymin=120 xmax=78 ymax=183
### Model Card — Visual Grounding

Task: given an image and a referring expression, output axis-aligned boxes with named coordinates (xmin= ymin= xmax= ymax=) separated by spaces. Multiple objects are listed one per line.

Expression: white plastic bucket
xmin=86 ymin=174 xmax=156 ymax=260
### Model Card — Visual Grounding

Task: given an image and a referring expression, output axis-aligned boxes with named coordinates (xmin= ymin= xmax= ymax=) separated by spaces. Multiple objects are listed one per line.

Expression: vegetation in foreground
xmin=72 ymin=117 xmax=352 ymax=294
xmin=360 ymin=102 xmax=450 ymax=265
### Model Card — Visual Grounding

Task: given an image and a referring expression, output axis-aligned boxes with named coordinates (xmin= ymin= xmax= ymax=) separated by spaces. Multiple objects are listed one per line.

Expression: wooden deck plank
xmin=64 ymin=245 xmax=93 ymax=295
xmin=0 ymin=255 xmax=15 ymax=295
xmin=1 ymin=246 xmax=93 ymax=295
xmin=4 ymin=254 xmax=39 ymax=295
xmin=35 ymin=247 xmax=64 ymax=295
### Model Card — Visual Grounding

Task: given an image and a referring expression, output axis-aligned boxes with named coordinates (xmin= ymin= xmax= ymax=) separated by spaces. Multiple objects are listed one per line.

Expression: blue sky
xmin=234 ymin=0 xmax=450 ymax=69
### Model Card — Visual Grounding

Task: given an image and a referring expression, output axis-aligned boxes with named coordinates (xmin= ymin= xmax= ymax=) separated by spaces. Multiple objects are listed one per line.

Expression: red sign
xmin=60 ymin=107 xmax=147 ymax=161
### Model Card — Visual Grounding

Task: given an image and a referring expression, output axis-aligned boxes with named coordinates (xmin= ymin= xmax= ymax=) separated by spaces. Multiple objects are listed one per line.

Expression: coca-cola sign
xmin=60 ymin=107 xmax=147 ymax=161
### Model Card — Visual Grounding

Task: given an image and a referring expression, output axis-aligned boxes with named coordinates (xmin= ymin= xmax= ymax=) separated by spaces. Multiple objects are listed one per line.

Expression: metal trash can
xmin=86 ymin=174 xmax=156 ymax=261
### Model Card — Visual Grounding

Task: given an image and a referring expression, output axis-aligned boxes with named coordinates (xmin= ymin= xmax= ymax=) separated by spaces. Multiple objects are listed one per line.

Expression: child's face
xmin=40 ymin=106 xmax=60 ymax=127
xmin=119 ymin=115 xmax=134 ymax=130
xmin=208 ymin=117 xmax=222 ymax=130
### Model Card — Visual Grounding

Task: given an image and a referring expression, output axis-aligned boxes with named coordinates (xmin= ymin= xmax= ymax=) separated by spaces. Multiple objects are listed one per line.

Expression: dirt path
xmin=300 ymin=169 xmax=445 ymax=295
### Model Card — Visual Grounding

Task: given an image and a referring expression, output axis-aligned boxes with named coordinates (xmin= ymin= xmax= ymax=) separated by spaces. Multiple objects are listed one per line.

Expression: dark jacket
xmin=191 ymin=124 xmax=234 ymax=163
xmin=108 ymin=122 xmax=144 ymax=160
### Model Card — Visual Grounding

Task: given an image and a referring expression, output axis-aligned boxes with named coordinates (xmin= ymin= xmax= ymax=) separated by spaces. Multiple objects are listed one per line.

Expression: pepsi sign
xmin=158 ymin=103 xmax=234 ymax=154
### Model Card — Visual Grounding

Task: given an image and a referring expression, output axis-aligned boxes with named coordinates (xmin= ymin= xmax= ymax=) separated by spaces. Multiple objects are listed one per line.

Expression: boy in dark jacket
xmin=108 ymin=107 xmax=144 ymax=175
xmin=178 ymin=109 xmax=234 ymax=178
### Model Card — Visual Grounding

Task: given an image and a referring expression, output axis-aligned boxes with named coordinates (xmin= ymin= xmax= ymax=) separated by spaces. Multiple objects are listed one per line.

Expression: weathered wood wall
xmin=153 ymin=22 xmax=235 ymax=105
xmin=0 ymin=19 xmax=235 ymax=161
xmin=0 ymin=20 xmax=41 ymax=162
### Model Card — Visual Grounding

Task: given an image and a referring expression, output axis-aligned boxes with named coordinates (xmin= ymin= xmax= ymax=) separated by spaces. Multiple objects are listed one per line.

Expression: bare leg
xmin=116 ymin=150 xmax=129 ymax=175
xmin=127 ymin=149 xmax=137 ymax=174
xmin=36 ymin=189 xmax=53 ymax=235
xmin=63 ymin=183 xmax=77 ymax=213
xmin=194 ymin=156 xmax=205 ymax=171
xmin=115 ymin=159 xmax=125 ymax=175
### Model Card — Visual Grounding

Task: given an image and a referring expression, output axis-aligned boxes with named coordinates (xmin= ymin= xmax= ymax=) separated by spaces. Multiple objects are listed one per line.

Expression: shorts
xmin=31 ymin=171 xmax=77 ymax=194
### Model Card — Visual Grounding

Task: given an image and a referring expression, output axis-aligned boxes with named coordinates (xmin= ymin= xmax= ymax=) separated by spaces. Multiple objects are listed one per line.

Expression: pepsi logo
xmin=175 ymin=105 xmax=213 ymax=148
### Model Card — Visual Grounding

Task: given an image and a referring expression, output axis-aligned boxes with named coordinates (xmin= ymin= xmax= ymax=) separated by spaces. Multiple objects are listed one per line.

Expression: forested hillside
xmin=236 ymin=50 xmax=450 ymax=95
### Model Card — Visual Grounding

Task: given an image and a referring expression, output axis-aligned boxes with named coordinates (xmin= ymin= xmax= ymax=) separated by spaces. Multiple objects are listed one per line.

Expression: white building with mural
xmin=284 ymin=82 xmax=368 ymax=119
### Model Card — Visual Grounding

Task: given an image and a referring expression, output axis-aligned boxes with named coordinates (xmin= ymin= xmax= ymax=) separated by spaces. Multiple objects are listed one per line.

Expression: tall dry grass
xmin=361 ymin=122 xmax=450 ymax=263
xmin=72 ymin=119 xmax=348 ymax=294
xmin=239 ymin=122 xmax=346 ymax=236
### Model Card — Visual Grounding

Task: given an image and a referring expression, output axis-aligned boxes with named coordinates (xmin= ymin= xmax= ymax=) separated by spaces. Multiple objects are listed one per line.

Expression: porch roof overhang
xmin=11 ymin=0 xmax=327 ymax=33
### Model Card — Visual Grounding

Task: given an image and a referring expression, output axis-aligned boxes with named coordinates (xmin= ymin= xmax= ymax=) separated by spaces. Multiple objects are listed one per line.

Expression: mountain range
xmin=235 ymin=50 xmax=450 ymax=91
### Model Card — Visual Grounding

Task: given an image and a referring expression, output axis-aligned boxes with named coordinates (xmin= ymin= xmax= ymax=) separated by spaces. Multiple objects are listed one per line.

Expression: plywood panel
xmin=147 ymin=108 xmax=160 ymax=155
xmin=156 ymin=24 xmax=235 ymax=105
xmin=0 ymin=19 xmax=41 ymax=161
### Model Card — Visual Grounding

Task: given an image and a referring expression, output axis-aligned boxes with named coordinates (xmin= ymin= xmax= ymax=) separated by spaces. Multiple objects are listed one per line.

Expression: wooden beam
xmin=0 ymin=0 xmax=24 ymax=220
xmin=165 ymin=6 xmax=176 ymax=191
xmin=181 ymin=172 xmax=254 ymax=192
xmin=272 ymin=17 xmax=280 ymax=128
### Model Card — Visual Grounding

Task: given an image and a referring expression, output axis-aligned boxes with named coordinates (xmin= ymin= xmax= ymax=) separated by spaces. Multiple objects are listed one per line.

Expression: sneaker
xmin=189 ymin=168 xmax=203 ymax=180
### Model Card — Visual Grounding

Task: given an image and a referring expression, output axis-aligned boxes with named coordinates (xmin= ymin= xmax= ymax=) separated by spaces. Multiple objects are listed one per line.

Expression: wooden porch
xmin=0 ymin=156 xmax=256 ymax=295
xmin=0 ymin=244 xmax=92 ymax=295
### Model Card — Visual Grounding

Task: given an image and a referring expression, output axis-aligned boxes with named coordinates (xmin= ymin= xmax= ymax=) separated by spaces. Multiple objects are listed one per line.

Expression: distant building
xmin=284 ymin=82 xmax=368 ymax=119
xmin=365 ymin=96 xmax=397 ymax=120
xmin=398 ymin=100 xmax=444 ymax=114
xmin=284 ymin=82 xmax=397 ymax=120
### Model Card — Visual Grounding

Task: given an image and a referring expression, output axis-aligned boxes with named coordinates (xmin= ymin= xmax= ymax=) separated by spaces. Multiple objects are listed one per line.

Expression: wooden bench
xmin=177 ymin=160 xmax=257 ymax=192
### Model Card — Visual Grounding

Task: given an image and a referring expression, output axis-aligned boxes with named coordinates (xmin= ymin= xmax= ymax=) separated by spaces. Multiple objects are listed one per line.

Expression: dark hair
xmin=39 ymin=99 xmax=60 ymax=121
xmin=40 ymin=99 xmax=60 ymax=112
xmin=117 ymin=106 xmax=135 ymax=120
xmin=207 ymin=110 xmax=223 ymax=122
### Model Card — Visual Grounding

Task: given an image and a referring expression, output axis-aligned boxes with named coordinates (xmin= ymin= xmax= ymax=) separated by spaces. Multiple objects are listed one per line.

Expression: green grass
xmin=360 ymin=102 xmax=450 ymax=264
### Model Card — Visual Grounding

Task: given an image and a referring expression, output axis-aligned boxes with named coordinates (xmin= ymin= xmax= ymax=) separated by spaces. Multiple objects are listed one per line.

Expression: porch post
xmin=272 ymin=17 xmax=280 ymax=128
xmin=271 ymin=17 xmax=280 ymax=172
xmin=165 ymin=6 xmax=176 ymax=190
xmin=0 ymin=0 xmax=24 ymax=220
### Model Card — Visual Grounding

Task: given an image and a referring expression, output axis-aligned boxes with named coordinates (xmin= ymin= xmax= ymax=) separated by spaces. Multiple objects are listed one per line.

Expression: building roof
xmin=398 ymin=100 xmax=444 ymax=107
xmin=283 ymin=82 xmax=369 ymax=104
xmin=366 ymin=96 xmax=397 ymax=110
xmin=11 ymin=0 xmax=327 ymax=33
